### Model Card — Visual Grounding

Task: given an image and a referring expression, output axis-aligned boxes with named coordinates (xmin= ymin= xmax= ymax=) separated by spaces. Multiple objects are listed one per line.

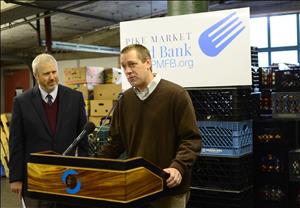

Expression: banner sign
xmin=120 ymin=8 xmax=251 ymax=89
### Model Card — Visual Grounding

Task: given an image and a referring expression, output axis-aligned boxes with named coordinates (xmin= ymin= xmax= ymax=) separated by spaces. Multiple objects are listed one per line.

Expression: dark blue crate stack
xmin=253 ymin=120 xmax=299 ymax=208
xmin=188 ymin=87 xmax=254 ymax=157
xmin=187 ymin=86 xmax=254 ymax=208
xmin=253 ymin=65 xmax=300 ymax=208
xmin=186 ymin=47 xmax=259 ymax=208
xmin=198 ymin=120 xmax=252 ymax=157
xmin=272 ymin=68 xmax=300 ymax=119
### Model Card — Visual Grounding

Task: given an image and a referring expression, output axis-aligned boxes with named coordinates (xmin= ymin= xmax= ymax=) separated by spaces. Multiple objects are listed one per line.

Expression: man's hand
xmin=10 ymin=181 xmax=23 ymax=198
xmin=163 ymin=168 xmax=182 ymax=188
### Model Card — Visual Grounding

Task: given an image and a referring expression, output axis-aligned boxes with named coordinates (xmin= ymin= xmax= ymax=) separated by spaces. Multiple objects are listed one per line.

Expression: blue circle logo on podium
xmin=62 ymin=169 xmax=81 ymax=194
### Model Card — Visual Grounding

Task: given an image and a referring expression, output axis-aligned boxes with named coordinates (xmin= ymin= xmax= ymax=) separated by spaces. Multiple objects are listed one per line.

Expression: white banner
xmin=120 ymin=8 xmax=251 ymax=89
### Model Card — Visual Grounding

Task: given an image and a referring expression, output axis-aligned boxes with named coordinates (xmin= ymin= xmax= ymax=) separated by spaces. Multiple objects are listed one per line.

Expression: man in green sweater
xmin=99 ymin=44 xmax=201 ymax=208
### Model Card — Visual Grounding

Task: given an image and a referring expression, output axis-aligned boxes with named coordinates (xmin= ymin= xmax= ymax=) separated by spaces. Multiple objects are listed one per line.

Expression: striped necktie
xmin=46 ymin=94 xmax=53 ymax=106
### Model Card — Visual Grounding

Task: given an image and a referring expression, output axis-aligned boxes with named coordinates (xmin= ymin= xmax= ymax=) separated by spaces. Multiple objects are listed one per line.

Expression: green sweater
xmin=100 ymin=79 xmax=201 ymax=194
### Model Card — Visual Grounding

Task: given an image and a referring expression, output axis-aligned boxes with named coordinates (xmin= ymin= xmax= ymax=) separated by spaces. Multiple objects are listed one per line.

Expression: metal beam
xmin=41 ymin=41 xmax=120 ymax=55
xmin=1 ymin=1 xmax=97 ymax=31
xmin=7 ymin=0 xmax=119 ymax=23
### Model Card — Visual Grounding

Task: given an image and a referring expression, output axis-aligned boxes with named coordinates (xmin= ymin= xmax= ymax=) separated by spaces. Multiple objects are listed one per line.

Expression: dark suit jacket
xmin=9 ymin=84 xmax=88 ymax=194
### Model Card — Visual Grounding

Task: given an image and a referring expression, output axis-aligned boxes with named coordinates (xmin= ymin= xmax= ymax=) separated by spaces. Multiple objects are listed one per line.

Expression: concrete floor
xmin=1 ymin=176 xmax=22 ymax=208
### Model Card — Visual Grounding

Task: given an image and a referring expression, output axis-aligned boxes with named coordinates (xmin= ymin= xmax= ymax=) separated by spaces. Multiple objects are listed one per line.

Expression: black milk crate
xmin=251 ymin=46 xmax=258 ymax=67
xmin=275 ymin=69 xmax=300 ymax=92
xmin=252 ymin=66 xmax=260 ymax=91
xmin=187 ymin=87 xmax=251 ymax=121
xmin=259 ymin=67 xmax=275 ymax=90
xmin=254 ymin=149 xmax=288 ymax=175
xmin=272 ymin=92 xmax=300 ymax=119
xmin=289 ymin=182 xmax=300 ymax=208
xmin=289 ymin=149 xmax=300 ymax=182
xmin=187 ymin=186 xmax=253 ymax=208
xmin=254 ymin=184 xmax=288 ymax=208
xmin=198 ymin=120 xmax=253 ymax=157
xmin=260 ymin=89 xmax=272 ymax=117
xmin=250 ymin=92 xmax=260 ymax=119
xmin=253 ymin=120 xmax=297 ymax=146
xmin=191 ymin=154 xmax=253 ymax=190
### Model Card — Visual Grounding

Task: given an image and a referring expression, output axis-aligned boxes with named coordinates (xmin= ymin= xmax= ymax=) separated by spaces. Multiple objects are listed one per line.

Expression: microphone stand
xmin=99 ymin=93 xmax=123 ymax=128
xmin=94 ymin=93 xmax=123 ymax=155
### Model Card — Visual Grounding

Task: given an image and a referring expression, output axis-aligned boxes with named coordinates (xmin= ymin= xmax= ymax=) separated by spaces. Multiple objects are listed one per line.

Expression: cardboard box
xmin=94 ymin=84 xmax=122 ymax=100
xmin=89 ymin=116 xmax=111 ymax=126
xmin=65 ymin=84 xmax=89 ymax=99
xmin=85 ymin=100 xmax=90 ymax=116
xmin=104 ymin=68 xmax=122 ymax=84
xmin=64 ymin=67 xmax=104 ymax=85
xmin=90 ymin=100 xmax=113 ymax=116
xmin=89 ymin=116 xmax=102 ymax=126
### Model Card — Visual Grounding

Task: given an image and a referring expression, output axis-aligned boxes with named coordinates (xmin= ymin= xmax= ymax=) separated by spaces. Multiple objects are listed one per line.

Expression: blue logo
xmin=199 ymin=12 xmax=245 ymax=57
xmin=61 ymin=169 xmax=81 ymax=194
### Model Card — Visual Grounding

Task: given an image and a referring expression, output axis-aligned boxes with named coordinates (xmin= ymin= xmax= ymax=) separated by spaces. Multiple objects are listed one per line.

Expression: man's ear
xmin=33 ymin=73 xmax=38 ymax=81
xmin=146 ymin=58 xmax=152 ymax=70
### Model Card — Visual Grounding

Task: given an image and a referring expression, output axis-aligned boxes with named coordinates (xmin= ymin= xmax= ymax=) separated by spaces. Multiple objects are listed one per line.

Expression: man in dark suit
xmin=9 ymin=53 xmax=88 ymax=207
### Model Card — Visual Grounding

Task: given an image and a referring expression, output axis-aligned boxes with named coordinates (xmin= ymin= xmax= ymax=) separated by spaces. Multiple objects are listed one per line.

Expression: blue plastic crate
xmin=0 ymin=163 xmax=5 ymax=177
xmin=198 ymin=120 xmax=253 ymax=157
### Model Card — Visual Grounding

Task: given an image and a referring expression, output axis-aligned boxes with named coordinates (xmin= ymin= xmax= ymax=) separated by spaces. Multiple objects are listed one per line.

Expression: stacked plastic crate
xmin=289 ymin=149 xmax=300 ymax=208
xmin=187 ymin=87 xmax=254 ymax=208
xmin=186 ymin=47 xmax=261 ymax=208
xmin=254 ymin=65 xmax=300 ymax=208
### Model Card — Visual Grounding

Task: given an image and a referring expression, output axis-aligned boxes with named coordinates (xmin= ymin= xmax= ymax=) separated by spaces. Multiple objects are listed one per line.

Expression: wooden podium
xmin=27 ymin=151 xmax=169 ymax=207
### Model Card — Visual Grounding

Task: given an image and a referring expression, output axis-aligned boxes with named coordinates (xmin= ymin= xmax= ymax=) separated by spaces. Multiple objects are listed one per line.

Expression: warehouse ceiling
xmin=1 ymin=0 xmax=300 ymax=67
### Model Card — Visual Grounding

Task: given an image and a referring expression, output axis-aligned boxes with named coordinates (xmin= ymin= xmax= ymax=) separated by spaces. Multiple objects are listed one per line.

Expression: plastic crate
xmin=88 ymin=125 xmax=110 ymax=157
xmin=289 ymin=182 xmax=300 ymax=208
xmin=187 ymin=87 xmax=252 ymax=121
xmin=272 ymin=92 xmax=300 ymax=119
xmin=0 ymin=164 xmax=5 ymax=177
xmin=289 ymin=149 xmax=300 ymax=182
xmin=275 ymin=69 xmax=300 ymax=92
xmin=198 ymin=120 xmax=253 ymax=157
xmin=187 ymin=186 xmax=253 ymax=208
xmin=257 ymin=184 xmax=287 ymax=201
xmin=250 ymin=92 xmax=261 ymax=119
xmin=260 ymin=89 xmax=273 ymax=117
xmin=252 ymin=66 xmax=260 ymax=92
xmin=254 ymin=148 xmax=289 ymax=175
xmin=259 ymin=67 xmax=275 ymax=90
xmin=251 ymin=46 xmax=258 ymax=67
xmin=191 ymin=154 xmax=253 ymax=190
xmin=253 ymin=120 xmax=297 ymax=145
xmin=254 ymin=184 xmax=289 ymax=208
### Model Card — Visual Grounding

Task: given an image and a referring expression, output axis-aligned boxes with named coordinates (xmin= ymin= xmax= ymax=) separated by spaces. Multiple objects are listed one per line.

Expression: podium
xmin=27 ymin=151 xmax=169 ymax=207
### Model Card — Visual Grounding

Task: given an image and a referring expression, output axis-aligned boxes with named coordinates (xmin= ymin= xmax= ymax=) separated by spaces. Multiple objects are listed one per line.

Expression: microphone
xmin=99 ymin=92 xmax=123 ymax=127
xmin=62 ymin=122 xmax=96 ymax=156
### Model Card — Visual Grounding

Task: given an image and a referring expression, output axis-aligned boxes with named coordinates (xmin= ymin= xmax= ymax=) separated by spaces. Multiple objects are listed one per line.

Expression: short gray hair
xmin=32 ymin=53 xmax=58 ymax=75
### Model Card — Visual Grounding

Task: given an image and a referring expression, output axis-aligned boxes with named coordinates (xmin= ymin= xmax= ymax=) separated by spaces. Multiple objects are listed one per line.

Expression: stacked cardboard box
xmin=89 ymin=84 xmax=122 ymax=126
xmin=63 ymin=66 xmax=122 ymax=127
xmin=0 ymin=114 xmax=11 ymax=177
xmin=64 ymin=66 xmax=106 ymax=116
